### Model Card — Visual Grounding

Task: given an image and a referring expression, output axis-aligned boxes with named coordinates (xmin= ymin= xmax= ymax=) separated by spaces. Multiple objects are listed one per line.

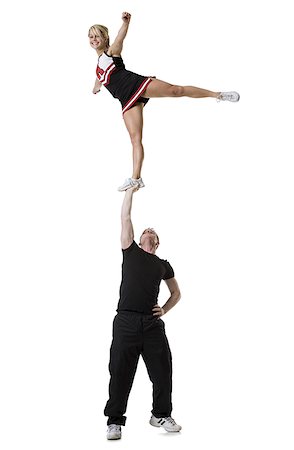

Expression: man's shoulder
xmin=122 ymin=240 xmax=139 ymax=253
xmin=159 ymin=257 xmax=174 ymax=279
xmin=157 ymin=254 xmax=172 ymax=265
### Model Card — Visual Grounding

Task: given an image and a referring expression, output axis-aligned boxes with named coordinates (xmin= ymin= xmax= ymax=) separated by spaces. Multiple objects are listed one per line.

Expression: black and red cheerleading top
xmin=96 ymin=52 xmax=152 ymax=114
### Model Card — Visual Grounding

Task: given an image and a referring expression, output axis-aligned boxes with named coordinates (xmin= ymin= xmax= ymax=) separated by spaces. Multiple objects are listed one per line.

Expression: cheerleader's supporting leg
xmin=123 ymin=103 xmax=144 ymax=180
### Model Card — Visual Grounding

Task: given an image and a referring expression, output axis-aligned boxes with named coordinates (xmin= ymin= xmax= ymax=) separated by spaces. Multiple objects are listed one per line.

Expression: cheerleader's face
xmin=89 ymin=31 xmax=106 ymax=51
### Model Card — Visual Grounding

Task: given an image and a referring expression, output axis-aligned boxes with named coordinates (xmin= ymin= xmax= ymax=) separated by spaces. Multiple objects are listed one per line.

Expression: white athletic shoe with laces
xmin=217 ymin=91 xmax=240 ymax=102
xmin=118 ymin=177 xmax=145 ymax=191
xmin=149 ymin=415 xmax=182 ymax=432
xmin=107 ymin=424 xmax=121 ymax=440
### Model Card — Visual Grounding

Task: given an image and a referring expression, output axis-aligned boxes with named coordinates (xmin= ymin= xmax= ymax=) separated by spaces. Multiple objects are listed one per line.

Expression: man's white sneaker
xmin=217 ymin=91 xmax=240 ymax=102
xmin=107 ymin=424 xmax=121 ymax=440
xmin=149 ymin=415 xmax=182 ymax=432
xmin=118 ymin=177 xmax=145 ymax=191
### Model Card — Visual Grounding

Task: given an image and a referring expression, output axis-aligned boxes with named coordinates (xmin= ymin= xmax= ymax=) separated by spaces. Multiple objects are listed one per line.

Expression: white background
xmin=1 ymin=0 xmax=293 ymax=449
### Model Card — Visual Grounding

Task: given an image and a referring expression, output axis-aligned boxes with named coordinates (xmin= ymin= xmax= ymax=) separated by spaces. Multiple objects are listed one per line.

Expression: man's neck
xmin=141 ymin=244 xmax=156 ymax=255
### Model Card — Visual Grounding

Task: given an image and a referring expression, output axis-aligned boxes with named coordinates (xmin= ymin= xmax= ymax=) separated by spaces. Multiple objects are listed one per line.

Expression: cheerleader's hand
xmin=93 ymin=79 xmax=102 ymax=94
xmin=122 ymin=12 xmax=131 ymax=23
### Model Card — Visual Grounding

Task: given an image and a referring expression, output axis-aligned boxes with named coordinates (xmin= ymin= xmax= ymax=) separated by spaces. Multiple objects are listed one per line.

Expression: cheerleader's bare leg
xmin=123 ymin=103 xmax=144 ymax=180
xmin=142 ymin=78 xmax=219 ymax=98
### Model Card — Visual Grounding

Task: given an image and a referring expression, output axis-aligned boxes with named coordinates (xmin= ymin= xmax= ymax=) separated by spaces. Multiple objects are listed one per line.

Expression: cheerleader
xmin=89 ymin=12 xmax=240 ymax=191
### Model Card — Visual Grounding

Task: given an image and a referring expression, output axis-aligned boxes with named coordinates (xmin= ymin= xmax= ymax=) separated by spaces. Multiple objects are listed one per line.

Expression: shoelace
xmin=108 ymin=424 xmax=120 ymax=432
xmin=217 ymin=92 xmax=233 ymax=102
xmin=165 ymin=416 xmax=177 ymax=426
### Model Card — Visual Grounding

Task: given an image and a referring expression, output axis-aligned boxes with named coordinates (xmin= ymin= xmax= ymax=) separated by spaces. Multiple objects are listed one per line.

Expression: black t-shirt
xmin=117 ymin=241 xmax=174 ymax=314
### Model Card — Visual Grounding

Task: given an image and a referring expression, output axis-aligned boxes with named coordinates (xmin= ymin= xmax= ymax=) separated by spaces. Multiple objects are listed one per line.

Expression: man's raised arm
xmin=121 ymin=186 xmax=138 ymax=249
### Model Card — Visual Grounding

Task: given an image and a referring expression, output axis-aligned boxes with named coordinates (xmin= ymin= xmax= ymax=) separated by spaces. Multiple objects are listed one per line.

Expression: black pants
xmin=104 ymin=312 xmax=173 ymax=425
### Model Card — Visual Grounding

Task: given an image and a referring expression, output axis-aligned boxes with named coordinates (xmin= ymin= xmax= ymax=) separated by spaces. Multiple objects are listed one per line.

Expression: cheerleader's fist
xmin=122 ymin=12 xmax=131 ymax=23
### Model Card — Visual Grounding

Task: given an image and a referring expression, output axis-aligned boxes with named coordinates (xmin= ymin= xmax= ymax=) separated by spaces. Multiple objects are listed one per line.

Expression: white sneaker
xmin=107 ymin=424 xmax=121 ymax=440
xmin=136 ymin=177 xmax=145 ymax=188
xmin=117 ymin=177 xmax=145 ymax=191
xmin=149 ymin=414 xmax=182 ymax=432
xmin=217 ymin=91 xmax=240 ymax=102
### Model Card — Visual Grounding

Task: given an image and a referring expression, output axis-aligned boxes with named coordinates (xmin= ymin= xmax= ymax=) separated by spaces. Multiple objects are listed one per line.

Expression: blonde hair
xmin=88 ymin=24 xmax=110 ymax=48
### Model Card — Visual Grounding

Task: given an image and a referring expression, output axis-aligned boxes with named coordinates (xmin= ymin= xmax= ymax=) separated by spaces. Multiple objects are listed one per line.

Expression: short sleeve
xmin=122 ymin=241 xmax=137 ymax=253
xmin=163 ymin=261 xmax=174 ymax=280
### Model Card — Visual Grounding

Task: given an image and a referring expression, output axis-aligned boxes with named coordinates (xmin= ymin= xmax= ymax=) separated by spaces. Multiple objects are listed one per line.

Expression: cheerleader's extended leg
xmin=142 ymin=78 xmax=239 ymax=102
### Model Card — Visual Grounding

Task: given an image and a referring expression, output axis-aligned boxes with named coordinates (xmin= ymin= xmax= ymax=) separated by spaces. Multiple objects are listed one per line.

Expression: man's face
xmin=140 ymin=228 xmax=159 ymax=248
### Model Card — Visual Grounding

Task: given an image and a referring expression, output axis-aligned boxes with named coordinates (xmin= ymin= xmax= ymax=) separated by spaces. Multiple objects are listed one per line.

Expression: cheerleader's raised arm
xmin=108 ymin=12 xmax=131 ymax=57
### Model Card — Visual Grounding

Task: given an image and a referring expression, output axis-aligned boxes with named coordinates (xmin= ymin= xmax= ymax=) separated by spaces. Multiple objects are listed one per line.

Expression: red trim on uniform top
xmin=101 ymin=64 xmax=116 ymax=84
xmin=96 ymin=66 xmax=104 ymax=78
xmin=97 ymin=63 xmax=115 ymax=84
xmin=103 ymin=65 xmax=117 ymax=86
xmin=122 ymin=78 xmax=152 ymax=114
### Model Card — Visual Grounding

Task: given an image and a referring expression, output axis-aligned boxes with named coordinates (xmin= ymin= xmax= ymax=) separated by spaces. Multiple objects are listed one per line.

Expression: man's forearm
xmin=162 ymin=291 xmax=181 ymax=314
xmin=121 ymin=189 xmax=133 ymax=222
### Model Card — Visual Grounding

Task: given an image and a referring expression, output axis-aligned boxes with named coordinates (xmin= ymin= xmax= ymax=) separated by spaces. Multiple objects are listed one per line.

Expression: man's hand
xmin=127 ymin=184 xmax=139 ymax=193
xmin=152 ymin=304 xmax=165 ymax=317
xmin=122 ymin=12 xmax=131 ymax=23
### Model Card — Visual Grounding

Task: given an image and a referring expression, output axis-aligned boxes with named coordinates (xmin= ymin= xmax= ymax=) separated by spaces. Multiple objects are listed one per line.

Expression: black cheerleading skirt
xmin=105 ymin=69 xmax=152 ymax=114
